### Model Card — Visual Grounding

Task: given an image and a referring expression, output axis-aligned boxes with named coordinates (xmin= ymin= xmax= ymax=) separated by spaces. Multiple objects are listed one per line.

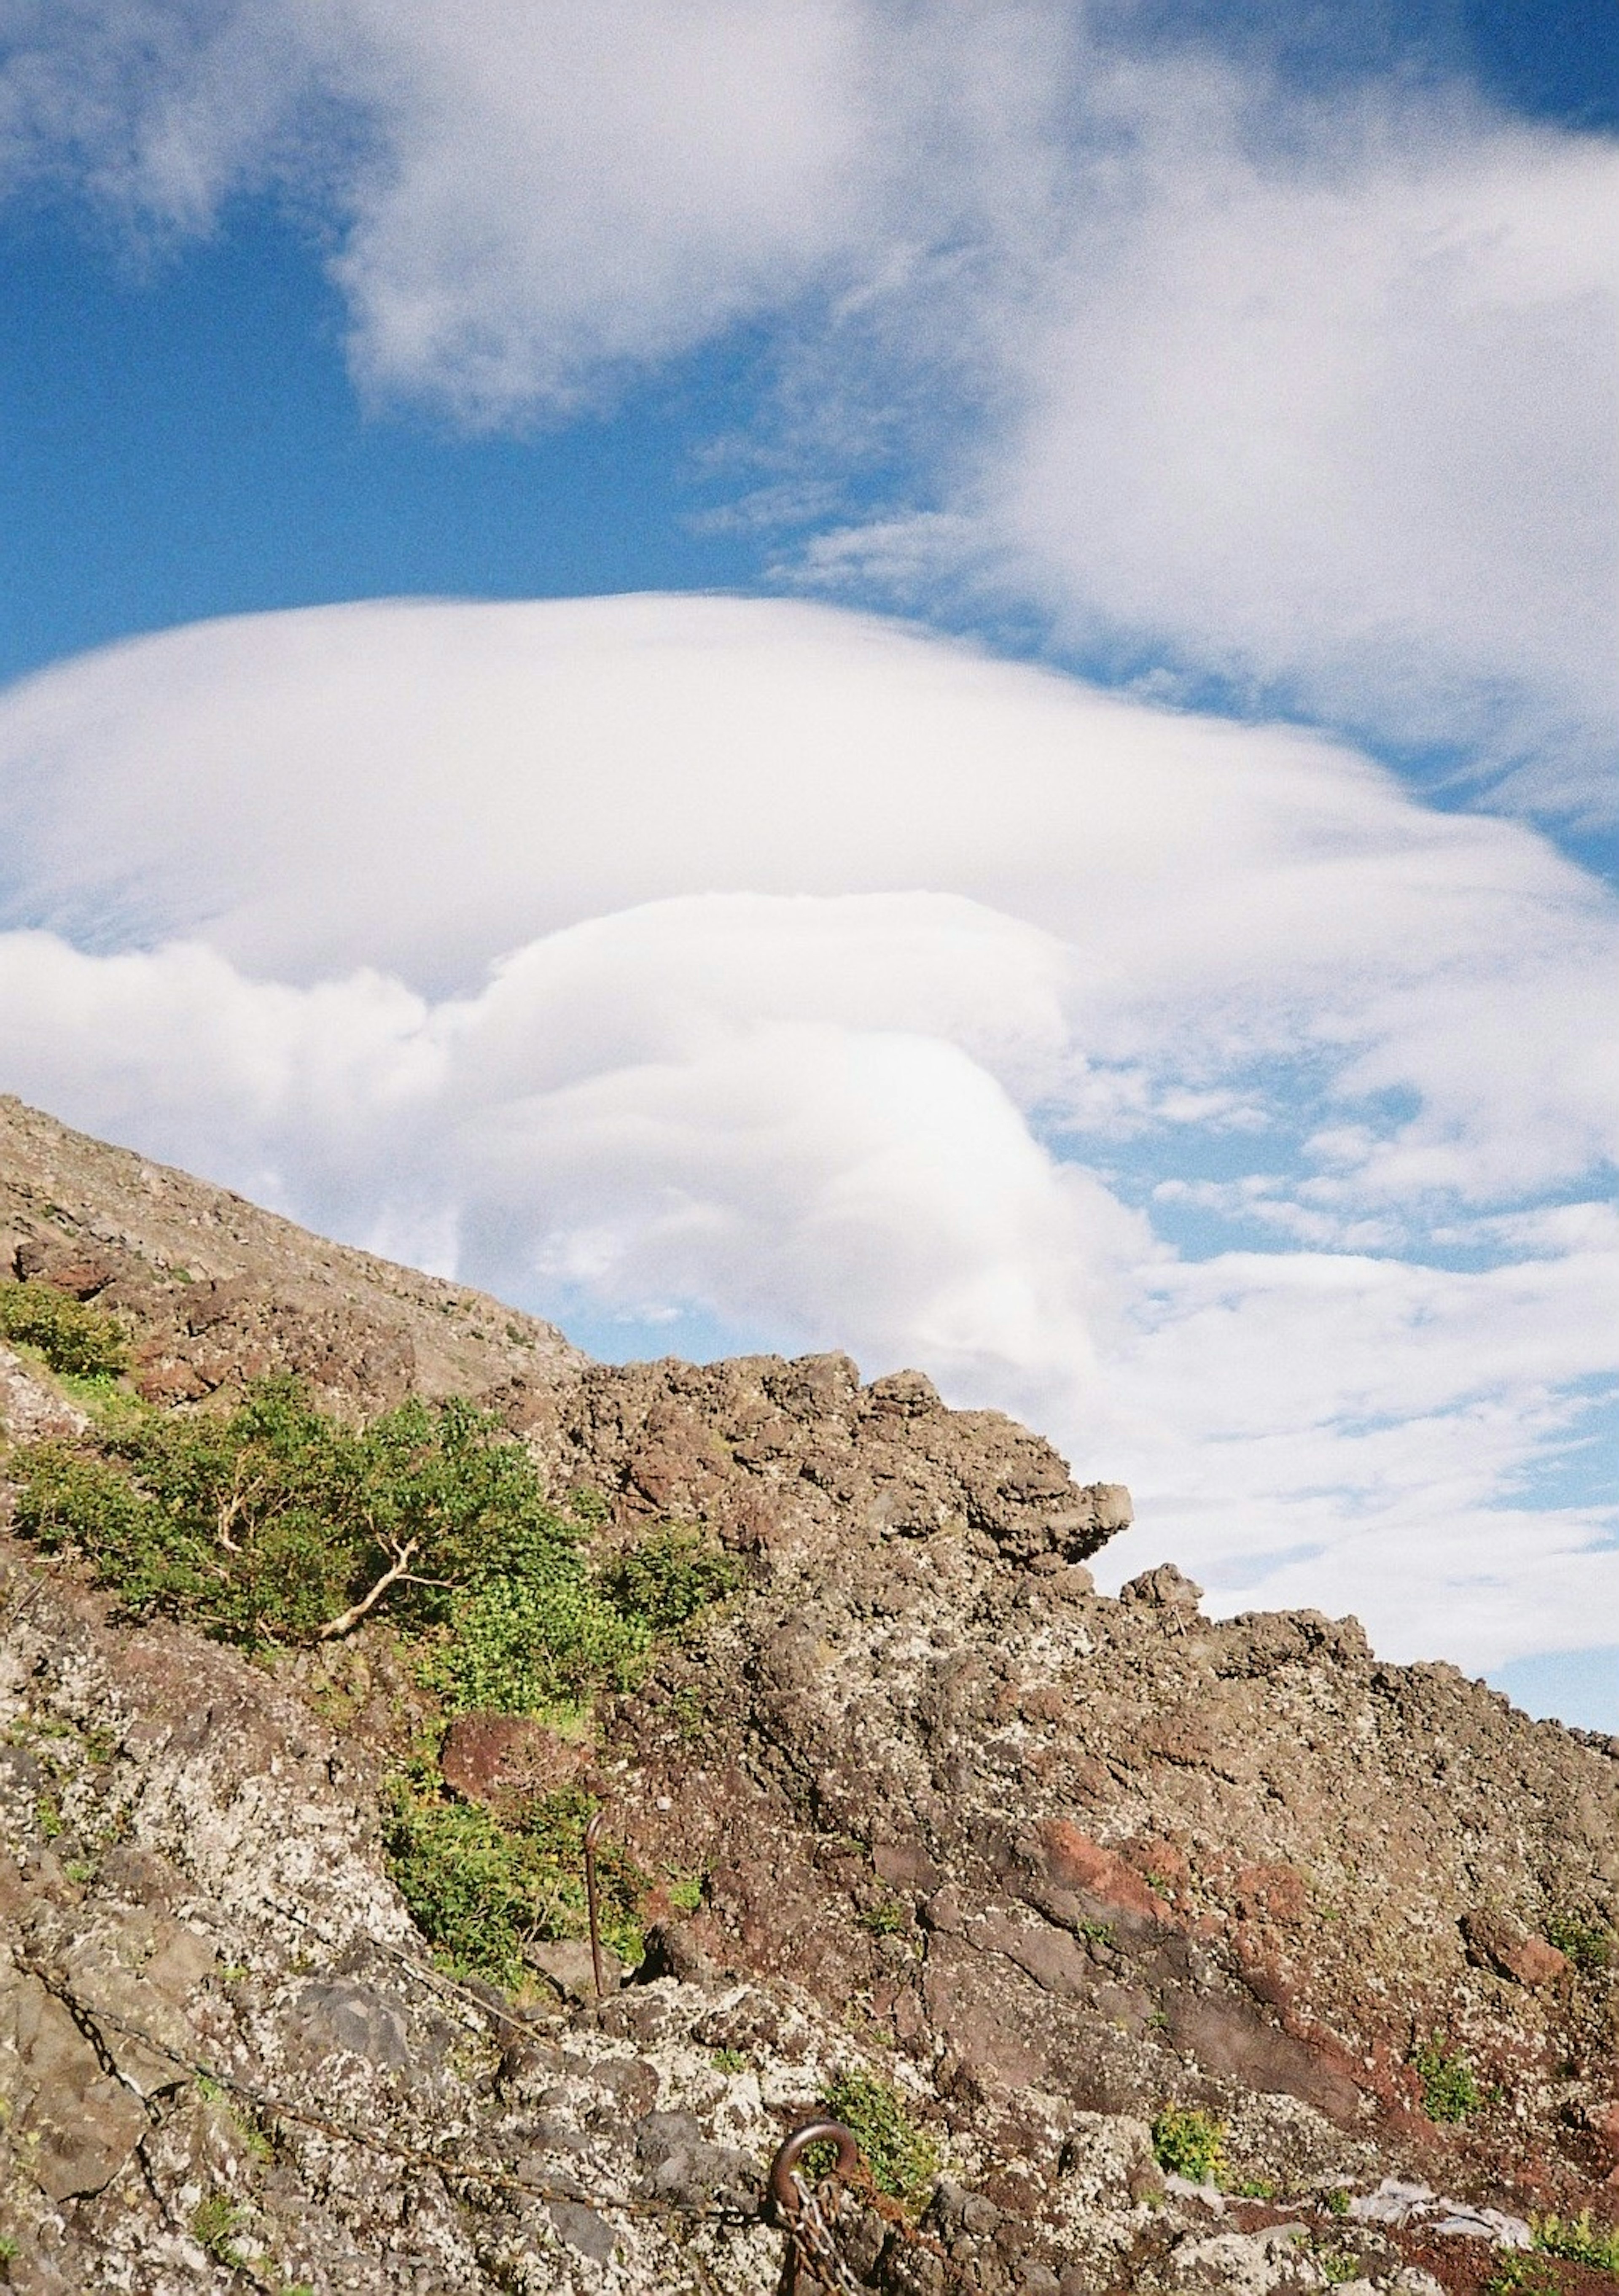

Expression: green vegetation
xmin=1534 ymin=2212 xmax=1619 ymax=2278
xmin=859 ymin=1894 xmax=909 ymax=1937
xmin=711 ymin=2047 xmax=749 ymax=2075
xmin=1151 ymin=2105 xmax=1227 ymax=2186
xmin=1410 ymin=2035 xmax=1482 ymax=2123
xmin=1546 ymin=1911 xmax=1611 ymax=1977
xmin=1487 ymin=2258 xmax=1561 ymax=2296
xmin=1325 ymin=2187 xmax=1351 ymax=2218
xmin=190 ymin=2193 xmax=245 ymax=2266
xmin=666 ymin=1871 xmax=705 ymax=1914
xmin=382 ymin=1766 xmax=647 ymax=1986
xmin=823 ymin=2069 xmax=942 ymax=2214
xmin=12 ymin=1375 xmax=742 ymax=1992
xmin=14 ymin=1382 xmax=603 ymax=1658
xmin=11 ymin=1379 xmax=734 ymax=1699
xmin=0 ymin=1280 xmax=129 ymax=1379
xmin=598 ymin=1526 xmax=738 ymax=1629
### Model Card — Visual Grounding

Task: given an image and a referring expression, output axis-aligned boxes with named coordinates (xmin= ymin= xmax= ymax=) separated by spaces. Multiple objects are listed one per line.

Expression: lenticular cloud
xmin=0 ymin=594 xmax=1616 ymax=1677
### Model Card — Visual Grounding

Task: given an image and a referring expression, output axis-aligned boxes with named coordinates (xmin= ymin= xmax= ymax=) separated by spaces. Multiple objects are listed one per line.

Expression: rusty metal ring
xmin=769 ymin=2120 xmax=862 ymax=2215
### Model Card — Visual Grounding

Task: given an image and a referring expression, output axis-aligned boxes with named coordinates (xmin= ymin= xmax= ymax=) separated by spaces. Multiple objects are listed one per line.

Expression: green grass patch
xmin=190 ymin=2193 xmax=245 ymax=2266
xmin=1151 ymin=2105 xmax=1227 ymax=2185
xmin=1410 ymin=2036 xmax=1482 ymax=2124
xmin=0 ymin=1281 xmax=129 ymax=1379
xmin=823 ymin=2069 xmax=942 ymax=2214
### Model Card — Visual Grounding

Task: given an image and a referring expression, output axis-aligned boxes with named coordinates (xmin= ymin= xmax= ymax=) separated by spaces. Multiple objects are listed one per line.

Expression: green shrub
xmin=12 ymin=1382 xmax=736 ymax=1698
xmin=13 ymin=1379 xmax=748 ymax=1992
xmin=421 ymin=1564 xmax=648 ymax=1720
xmin=1410 ymin=2036 xmax=1482 ymax=2124
xmin=11 ymin=1381 xmax=600 ymax=1655
xmin=1487 ymin=2257 xmax=1560 ymax=2296
xmin=0 ymin=1281 xmax=128 ymax=1379
xmin=1533 ymin=2211 xmax=1619 ymax=2278
xmin=1151 ymin=2105 xmax=1227 ymax=2185
xmin=823 ymin=2069 xmax=941 ymax=2213
xmin=1546 ymin=1912 xmax=1611 ymax=1977
xmin=382 ymin=1766 xmax=646 ymax=1986
xmin=599 ymin=1529 xmax=740 ymax=1633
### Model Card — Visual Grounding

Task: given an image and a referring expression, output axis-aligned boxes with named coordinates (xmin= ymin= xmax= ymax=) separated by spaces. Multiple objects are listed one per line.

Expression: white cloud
xmin=0 ymin=0 xmax=892 ymax=418
xmin=3 ymin=6 xmax=1616 ymax=789
xmin=0 ymin=595 xmax=1616 ymax=1673
xmin=975 ymin=71 xmax=1619 ymax=794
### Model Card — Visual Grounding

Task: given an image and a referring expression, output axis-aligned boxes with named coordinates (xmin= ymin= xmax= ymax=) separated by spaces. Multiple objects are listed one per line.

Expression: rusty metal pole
xmin=584 ymin=1807 xmax=606 ymax=2000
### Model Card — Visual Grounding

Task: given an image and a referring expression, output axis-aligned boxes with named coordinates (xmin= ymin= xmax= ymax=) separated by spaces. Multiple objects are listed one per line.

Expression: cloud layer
xmin=0 ymin=595 xmax=1615 ymax=1678
xmin=3 ymin=5 xmax=1616 ymax=801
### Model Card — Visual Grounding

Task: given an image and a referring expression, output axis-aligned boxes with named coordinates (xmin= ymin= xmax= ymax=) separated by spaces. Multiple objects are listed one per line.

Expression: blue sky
xmin=0 ymin=1 xmax=1615 ymax=1730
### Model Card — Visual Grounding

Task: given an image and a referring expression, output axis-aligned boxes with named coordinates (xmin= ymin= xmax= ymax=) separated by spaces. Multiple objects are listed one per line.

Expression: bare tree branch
xmin=317 ymin=1537 xmax=420 ymax=1642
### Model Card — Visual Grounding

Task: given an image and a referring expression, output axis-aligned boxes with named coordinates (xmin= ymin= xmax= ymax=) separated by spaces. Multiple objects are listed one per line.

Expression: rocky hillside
xmin=0 ymin=1098 xmax=1615 ymax=2296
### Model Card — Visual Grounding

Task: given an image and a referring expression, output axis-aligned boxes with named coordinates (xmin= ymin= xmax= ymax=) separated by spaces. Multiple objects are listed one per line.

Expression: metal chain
xmin=783 ymin=2170 xmax=869 ymax=2296
xmin=769 ymin=2121 xmax=872 ymax=2296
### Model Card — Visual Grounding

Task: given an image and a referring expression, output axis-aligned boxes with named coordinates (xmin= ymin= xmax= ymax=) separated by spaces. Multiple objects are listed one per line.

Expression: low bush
xmin=12 ymin=1375 xmax=743 ymax=1992
xmin=1151 ymin=2105 xmax=1227 ymax=2185
xmin=1534 ymin=2212 xmax=1619 ymax=2278
xmin=598 ymin=1529 xmax=740 ymax=1633
xmin=1410 ymin=2036 xmax=1482 ymax=2124
xmin=0 ymin=1280 xmax=128 ymax=1379
xmin=823 ymin=2069 xmax=942 ymax=2213
xmin=10 ymin=1380 xmax=685 ymax=1693
xmin=382 ymin=1765 xmax=646 ymax=1985
xmin=1546 ymin=1912 xmax=1611 ymax=1977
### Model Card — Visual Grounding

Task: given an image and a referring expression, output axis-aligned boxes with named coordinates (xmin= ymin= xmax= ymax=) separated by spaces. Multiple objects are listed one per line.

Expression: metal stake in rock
xmin=769 ymin=2120 xmax=866 ymax=2296
xmin=584 ymin=1807 xmax=606 ymax=2000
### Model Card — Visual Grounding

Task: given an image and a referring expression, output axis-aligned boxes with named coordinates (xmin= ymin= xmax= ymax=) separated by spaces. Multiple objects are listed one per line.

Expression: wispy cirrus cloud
xmin=3 ymin=5 xmax=1616 ymax=802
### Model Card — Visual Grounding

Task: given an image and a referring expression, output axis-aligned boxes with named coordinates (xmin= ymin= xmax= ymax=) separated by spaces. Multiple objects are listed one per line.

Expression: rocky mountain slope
xmin=0 ymin=1098 xmax=1615 ymax=2296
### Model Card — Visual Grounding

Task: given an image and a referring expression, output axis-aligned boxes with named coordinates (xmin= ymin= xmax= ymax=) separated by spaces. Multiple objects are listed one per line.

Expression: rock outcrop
xmin=0 ymin=1097 xmax=1614 ymax=2296
xmin=0 ymin=1095 xmax=581 ymax=1414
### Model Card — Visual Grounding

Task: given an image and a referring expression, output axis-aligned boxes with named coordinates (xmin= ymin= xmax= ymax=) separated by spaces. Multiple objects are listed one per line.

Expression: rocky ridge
xmin=0 ymin=1097 xmax=1615 ymax=2296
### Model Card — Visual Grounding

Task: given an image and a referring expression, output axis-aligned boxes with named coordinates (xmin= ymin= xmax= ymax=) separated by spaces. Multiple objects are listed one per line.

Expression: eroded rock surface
xmin=0 ymin=1094 xmax=580 ymax=1414
xmin=0 ymin=1098 xmax=1614 ymax=2295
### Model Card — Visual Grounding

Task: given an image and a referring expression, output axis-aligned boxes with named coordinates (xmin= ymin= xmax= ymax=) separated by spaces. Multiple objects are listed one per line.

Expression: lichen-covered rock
xmin=0 ymin=1096 xmax=1614 ymax=2294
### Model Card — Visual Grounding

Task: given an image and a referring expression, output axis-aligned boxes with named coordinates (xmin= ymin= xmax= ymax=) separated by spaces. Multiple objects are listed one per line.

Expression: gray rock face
xmin=285 ymin=1979 xmax=414 ymax=2071
xmin=0 ymin=1098 xmax=1614 ymax=2295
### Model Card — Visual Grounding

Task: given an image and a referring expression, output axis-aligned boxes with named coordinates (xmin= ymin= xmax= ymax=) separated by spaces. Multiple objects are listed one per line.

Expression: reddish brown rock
xmin=1463 ymin=1908 xmax=1570 ymax=1988
xmin=1038 ymin=1821 xmax=1169 ymax=1925
xmin=1234 ymin=1861 xmax=1310 ymax=1926
xmin=438 ymin=1712 xmax=590 ymax=1805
